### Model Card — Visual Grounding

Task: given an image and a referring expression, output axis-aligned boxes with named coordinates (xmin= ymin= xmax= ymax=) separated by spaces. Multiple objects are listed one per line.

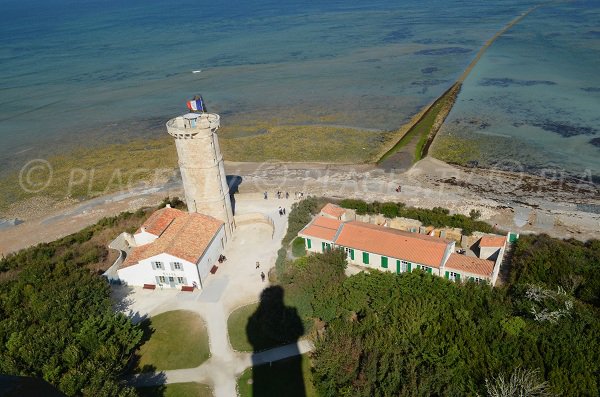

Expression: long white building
xmin=298 ymin=204 xmax=506 ymax=285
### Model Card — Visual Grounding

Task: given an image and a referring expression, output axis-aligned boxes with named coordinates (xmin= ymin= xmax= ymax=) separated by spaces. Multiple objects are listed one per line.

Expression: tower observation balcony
xmin=166 ymin=113 xmax=220 ymax=138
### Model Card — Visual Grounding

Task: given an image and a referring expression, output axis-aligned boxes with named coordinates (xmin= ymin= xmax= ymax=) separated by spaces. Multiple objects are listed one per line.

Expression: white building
xmin=298 ymin=208 xmax=503 ymax=285
xmin=116 ymin=207 xmax=225 ymax=289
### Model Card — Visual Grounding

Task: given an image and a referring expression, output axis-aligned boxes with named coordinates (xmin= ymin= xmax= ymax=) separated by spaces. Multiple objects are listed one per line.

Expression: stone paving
xmin=115 ymin=195 xmax=313 ymax=396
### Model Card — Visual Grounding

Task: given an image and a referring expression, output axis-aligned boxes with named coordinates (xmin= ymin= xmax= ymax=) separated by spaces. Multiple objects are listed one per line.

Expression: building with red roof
xmin=116 ymin=207 xmax=225 ymax=289
xmin=299 ymin=215 xmax=504 ymax=285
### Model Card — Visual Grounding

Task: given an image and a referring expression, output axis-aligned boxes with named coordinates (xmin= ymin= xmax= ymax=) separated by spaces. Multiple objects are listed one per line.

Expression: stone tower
xmin=166 ymin=111 xmax=235 ymax=239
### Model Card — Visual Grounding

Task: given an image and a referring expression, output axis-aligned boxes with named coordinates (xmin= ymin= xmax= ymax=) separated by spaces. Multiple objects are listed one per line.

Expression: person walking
xmin=260 ymin=271 xmax=266 ymax=282
xmin=264 ymin=191 xmax=268 ymax=200
xmin=256 ymin=261 xmax=260 ymax=269
xmin=283 ymin=208 xmax=286 ymax=215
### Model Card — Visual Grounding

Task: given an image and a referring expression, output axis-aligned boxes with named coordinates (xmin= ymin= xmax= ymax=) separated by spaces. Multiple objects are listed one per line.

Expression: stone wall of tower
xmin=166 ymin=114 xmax=235 ymax=239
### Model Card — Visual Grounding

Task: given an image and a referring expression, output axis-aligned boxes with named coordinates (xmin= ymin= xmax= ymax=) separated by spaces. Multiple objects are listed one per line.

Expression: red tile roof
xmin=123 ymin=209 xmax=223 ymax=268
xmin=479 ymin=235 xmax=506 ymax=248
xmin=299 ymin=217 xmax=342 ymax=241
xmin=136 ymin=207 xmax=184 ymax=236
xmin=320 ymin=203 xmax=346 ymax=219
xmin=335 ymin=222 xmax=451 ymax=268
xmin=446 ymin=253 xmax=494 ymax=277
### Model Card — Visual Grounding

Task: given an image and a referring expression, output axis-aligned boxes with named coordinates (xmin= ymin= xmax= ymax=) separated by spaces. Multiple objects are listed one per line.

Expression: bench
xmin=210 ymin=265 xmax=218 ymax=274
xmin=143 ymin=284 xmax=156 ymax=290
xmin=181 ymin=285 xmax=194 ymax=292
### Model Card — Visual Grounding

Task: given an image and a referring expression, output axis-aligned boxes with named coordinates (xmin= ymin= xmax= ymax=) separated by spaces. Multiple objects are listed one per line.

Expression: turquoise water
xmin=4 ymin=0 xmax=595 ymax=181
xmin=438 ymin=1 xmax=600 ymax=181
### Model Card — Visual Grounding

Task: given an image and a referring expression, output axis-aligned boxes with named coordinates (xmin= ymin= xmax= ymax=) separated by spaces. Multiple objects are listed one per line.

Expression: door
xmin=396 ymin=260 xmax=401 ymax=274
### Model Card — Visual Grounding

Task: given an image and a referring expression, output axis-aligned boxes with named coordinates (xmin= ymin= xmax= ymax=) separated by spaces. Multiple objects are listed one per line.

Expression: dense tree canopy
xmin=277 ymin=200 xmax=600 ymax=396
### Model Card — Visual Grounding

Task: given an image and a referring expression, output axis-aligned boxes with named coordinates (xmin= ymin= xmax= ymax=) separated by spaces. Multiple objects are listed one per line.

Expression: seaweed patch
xmin=414 ymin=47 xmax=472 ymax=56
xmin=479 ymin=78 xmax=557 ymax=87
xmin=589 ymin=137 xmax=600 ymax=148
xmin=531 ymin=121 xmax=596 ymax=137
xmin=421 ymin=67 xmax=439 ymax=74
xmin=581 ymin=87 xmax=600 ymax=93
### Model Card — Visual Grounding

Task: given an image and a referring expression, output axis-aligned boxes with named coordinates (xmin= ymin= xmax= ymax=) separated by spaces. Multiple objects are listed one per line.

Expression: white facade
xmin=117 ymin=224 xmax=226 ymax=289
xmin=117 ymin=253 xmax=200 ymax=289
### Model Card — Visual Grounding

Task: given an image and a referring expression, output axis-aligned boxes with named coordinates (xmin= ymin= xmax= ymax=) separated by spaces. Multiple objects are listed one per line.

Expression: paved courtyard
xmin=113 ymin=194 xmax=314 ymax=396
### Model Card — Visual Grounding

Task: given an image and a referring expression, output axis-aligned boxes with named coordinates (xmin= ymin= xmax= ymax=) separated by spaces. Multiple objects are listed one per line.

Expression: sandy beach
xmin=1 ymin=156 xmax=598 ymax=256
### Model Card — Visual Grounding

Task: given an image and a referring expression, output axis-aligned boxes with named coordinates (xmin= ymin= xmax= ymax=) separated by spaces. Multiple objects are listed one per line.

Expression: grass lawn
xmin=134 ymin=310 xmax=210 ymax=372
xmin=292 ymin=237 xmax=306 ymax=258
xmin=137 ymin=382 xmax=213 ymax=397
xmin=237 ymin=354 xmax=318 ymax=397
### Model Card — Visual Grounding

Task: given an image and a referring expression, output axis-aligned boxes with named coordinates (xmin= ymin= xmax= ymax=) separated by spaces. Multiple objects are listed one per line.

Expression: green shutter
xmin=362 ymin=252 xmax=369 ymax=264
xmin=427 ymin=267 xmax=432 ymax=274
xmin=322 ymin=242 xmax=325 ymax=252
xmin=445 ymin=271 xmax=449 ymax=279
xmin=307 ymin=239 xmax=311 ymax=249
xmin=407 ymin=263 xmax=412 ymax=272
xmin=350 ymin=249 xmax=354 ymax=260
xmin=381 ymin=256 xmax=388 ymax=269
xmin=396 ymin=260 xmax=401 ymax=274
xmin=455 ymin=273 xmax=461 ymax=282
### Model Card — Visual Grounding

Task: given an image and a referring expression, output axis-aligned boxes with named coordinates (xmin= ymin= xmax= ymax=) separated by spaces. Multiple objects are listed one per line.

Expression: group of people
xmin=255 ymin=261 xmax=266 ymax=282
xmin=262 ymin=191 xmax=308 ymax=200
xmin=278 ymin=206 xmax=286 ymax=216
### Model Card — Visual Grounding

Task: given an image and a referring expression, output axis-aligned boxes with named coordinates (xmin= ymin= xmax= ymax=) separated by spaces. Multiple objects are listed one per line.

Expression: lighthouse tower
xmin=166 ymin=107 xmax=235 ymax=239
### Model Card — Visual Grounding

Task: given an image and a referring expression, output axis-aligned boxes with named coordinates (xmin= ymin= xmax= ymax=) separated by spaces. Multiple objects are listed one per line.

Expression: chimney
xmin=166 ymin=203 xmax=171 ymax=208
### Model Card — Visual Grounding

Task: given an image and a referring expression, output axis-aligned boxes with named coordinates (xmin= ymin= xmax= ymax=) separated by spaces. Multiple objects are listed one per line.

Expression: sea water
xmin=438 ymin=0 xmax=600 ymax=181
xmin=4 ymin=0 xmax=595 ymax=180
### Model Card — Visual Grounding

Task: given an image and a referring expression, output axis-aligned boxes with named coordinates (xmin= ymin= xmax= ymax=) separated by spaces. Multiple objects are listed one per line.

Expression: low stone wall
xmin=234 ymin=213 xmax=275 ymax=238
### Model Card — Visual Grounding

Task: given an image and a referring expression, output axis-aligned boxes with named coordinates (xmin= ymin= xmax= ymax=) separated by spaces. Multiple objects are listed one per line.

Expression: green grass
xmin=292 ymin=237 xmax=306 ymax=258
xmin=430 ymin=134 xmax=482 ymax=166
xmin=220 ymin=124 xmax=390 ymax=163
xmin=237 ymin=354 xmax=318 ymax=397
xmin=137 ymin=382 xmax=213 ymax=397
xmin=134 ymin=310 xmax=210 ymax=372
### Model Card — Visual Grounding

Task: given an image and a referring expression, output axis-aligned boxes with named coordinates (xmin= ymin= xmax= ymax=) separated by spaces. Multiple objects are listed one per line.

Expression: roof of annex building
xmin=445 ymin=253 xmax=494 ymax=277
xmin=123 ymin=208 xmax=223 ymax=268
xmin=320 ymin=203 xmax=347 ymax=218
xmin=479 ymin=235 xmax=506 ymax=248
xmin=299 ymin=216 xmax=343 ymax=241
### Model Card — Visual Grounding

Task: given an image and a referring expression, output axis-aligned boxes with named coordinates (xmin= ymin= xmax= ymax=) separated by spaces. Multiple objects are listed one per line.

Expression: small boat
xmin=192 ymin=70 xmax=202 ymax=74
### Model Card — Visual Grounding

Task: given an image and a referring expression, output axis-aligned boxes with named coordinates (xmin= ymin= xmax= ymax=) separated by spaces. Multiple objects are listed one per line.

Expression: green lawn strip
xmin=292 ymin=237 xmax=306 ymax=258
xmin=237 ymin=354 xmax=318 ymax=397
xmin=228 ymin=303 xmax=289 ymax=352
xmin=137 ymin=382 xmax=213 ymax=397
xmin=134 ymin=310 xmax=210 ymax=372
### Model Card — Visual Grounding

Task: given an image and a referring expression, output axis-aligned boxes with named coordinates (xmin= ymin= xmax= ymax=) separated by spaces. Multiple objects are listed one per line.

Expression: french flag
xmin=187 ymin=97 xmax=205 ymax=112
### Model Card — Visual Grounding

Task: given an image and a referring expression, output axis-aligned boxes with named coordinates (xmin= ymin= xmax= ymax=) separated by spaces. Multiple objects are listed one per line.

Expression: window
xmin=177 ymin=277 xmax=184 ymax=284
xmin=401 ymin=261 xmax=411 ymax=272
xmin=362 ymin=252 xmax=369 ymax=265
xmin=417 ymin=265 xmax=432 ymax=274
xmin=446 ymin=271 xmax=461 ymax=281
xmin=158 ymin=276 xmax=166 ymax=283
xmin=343 ymin=247 xmax=355 ymax=260
xmin=153 ymin=261 xmax=163 ymax=269
xmin=381 ymin=256 xmax=388 ymax=269
xmin=172 ymin=262 xmax=182 ymax=270
xmin=168 ymin=276 xmax=174 ymax=282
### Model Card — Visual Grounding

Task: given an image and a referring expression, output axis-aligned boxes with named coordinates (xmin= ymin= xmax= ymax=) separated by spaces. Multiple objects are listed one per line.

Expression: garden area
xmin=134 ymin=310 xmax=210 ymax=372
xmin=137 ymin=382 xmax=213 ymax=397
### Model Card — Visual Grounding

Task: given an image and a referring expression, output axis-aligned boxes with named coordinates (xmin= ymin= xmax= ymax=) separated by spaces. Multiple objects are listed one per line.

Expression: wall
xmin=117 ymin=253 xmax=199 ymax=288
xmin=195 ymin=225 xmax=226 ymax=286
xmin=479 ymin=246 xmax=500 ymax=260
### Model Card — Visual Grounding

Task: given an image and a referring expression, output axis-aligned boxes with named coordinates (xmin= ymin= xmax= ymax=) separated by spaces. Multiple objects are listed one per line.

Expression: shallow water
xmin=438 ymin=0 xmax=600 ymax=180
xmin=3 ymin=0 xmax=596 ymax=182
xmin=0 ymin=0 xmax=541 ymax=173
